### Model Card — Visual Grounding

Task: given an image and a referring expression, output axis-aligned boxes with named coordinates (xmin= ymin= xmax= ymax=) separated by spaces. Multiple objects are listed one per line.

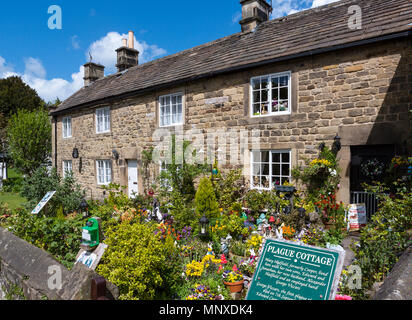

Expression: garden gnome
xmin=220 ymin=238 xmax=229 ymax=255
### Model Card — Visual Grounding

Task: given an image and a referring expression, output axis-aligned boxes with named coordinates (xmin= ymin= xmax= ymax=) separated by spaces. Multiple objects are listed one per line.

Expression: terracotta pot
xmin=223 ymin=280 xmax=244 ymax=293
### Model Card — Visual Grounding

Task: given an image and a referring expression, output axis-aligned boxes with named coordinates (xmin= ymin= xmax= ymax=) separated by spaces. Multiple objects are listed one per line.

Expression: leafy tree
xmin=7 ymin=108 xmax=51 ymax=176
xmin=0 ymin=76 xmax=43 ymax=116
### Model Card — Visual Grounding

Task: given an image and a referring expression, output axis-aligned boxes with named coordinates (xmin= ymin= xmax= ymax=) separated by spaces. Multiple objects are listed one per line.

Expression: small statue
xmin=220 ymin=238 xmax=229 ymax=255
xmin=206 ymin=243 xmax=214 ymax=256
xmin=257 ymin=213 xmax=268 ymax=226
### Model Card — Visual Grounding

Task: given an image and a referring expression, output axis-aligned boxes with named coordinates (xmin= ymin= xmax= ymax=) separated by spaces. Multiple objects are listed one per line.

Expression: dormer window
xmin=250 ymin=71 xmax=291 ymax=117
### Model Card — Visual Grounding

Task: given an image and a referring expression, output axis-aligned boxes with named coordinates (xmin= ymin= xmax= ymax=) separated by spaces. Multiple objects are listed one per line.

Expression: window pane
xmin=261 ymin=176 xmax=270 ymax=189
xmin=261 ymin=151 xmax=270 ymax=162
xmin=253 ymin=103 xmax=261 ymax=115
xmin=282 ymin=164 xmax=290 ymax=176
xmin=253 ymin=91 xmax=261 ymax=103
xmin=280 ymin=87 xmax=288 ymax=100
xmin=280 ymin=76 xmax=289 ymax=86
xmin=272 ymin=152 xmax=281 ymax=163
xmin=272 ymin=89 xmax=279 ymax=101
xmin=282 ymin=152 xmax=290 ymax=163
xmin=172 ymin=95 xmax=177 ymax=105
xmin=271 ymin=77 xmax=279 ymax=88
xmin=253 ymin=164 xmax=260 ymax=176
xmin=252 ymin=79 xmax=260 ymax=91
xmin=272 ymin=164 xmax=280 ymax=176
xmin=252 ymin=151 xmax=261 ymax=163
xmin=261 ymin=78 xmax=268 ymax=90
xmin=252 ymin=176 xmax=260 ymax=188
xmin=261 ymin=89 xmax=268 ymax=102
xmin=261 ymin=163 xmax=269 ymax=175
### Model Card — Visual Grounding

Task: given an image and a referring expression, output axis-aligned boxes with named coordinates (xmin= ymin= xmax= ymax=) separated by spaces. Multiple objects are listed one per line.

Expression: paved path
xmin=341 ymin=232 xmax=360 ymax=268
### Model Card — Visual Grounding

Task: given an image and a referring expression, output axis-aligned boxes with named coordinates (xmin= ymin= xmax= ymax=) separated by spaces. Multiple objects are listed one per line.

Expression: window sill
xmin=251 ymin=112 xmax=291 ymax=118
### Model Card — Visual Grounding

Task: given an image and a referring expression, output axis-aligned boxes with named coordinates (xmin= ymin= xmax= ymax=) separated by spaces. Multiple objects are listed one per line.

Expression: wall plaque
xmin=246 ymin=239 xmax=345 ymax=300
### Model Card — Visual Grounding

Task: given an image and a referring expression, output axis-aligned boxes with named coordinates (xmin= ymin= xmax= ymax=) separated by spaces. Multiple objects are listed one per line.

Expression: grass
xmin=0 ymin=192 xmax=27 ymax=210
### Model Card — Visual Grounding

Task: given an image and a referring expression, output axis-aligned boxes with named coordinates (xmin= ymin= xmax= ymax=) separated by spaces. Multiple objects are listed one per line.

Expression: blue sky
xmin=0 ymin=0 xmax=339 ymax=102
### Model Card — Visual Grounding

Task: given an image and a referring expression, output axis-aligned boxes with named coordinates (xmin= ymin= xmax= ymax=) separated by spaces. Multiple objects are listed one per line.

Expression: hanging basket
xmin=223 ymin=280 xmax=244 ymax=293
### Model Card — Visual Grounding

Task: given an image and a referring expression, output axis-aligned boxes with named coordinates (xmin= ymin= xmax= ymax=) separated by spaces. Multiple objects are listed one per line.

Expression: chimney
xmin=239 ymin=0 xmax=273 ymax=32
xmin=116 ymin=31 xmax=139 ymax=72
xmin=83 ymin=62 xmax=105 ymax=86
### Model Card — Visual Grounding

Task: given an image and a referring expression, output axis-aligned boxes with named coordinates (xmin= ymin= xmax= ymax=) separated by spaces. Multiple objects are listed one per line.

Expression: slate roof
xmin=52 ymin=0 xmax=412 ymax=115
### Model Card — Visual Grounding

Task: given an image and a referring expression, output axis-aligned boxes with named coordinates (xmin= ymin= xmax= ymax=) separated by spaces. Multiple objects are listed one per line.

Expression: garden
xmin=0 ymin=141 xmax=411 ymax=301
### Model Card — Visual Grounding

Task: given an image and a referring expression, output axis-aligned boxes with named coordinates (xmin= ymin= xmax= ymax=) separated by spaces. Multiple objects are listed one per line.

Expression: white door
xmin=128 ymin=160 xmax=138 ymax=198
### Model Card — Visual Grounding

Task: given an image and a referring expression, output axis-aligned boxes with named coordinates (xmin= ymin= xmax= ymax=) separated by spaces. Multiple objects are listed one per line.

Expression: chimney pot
xmin=128 ymin=31 xmax=134 ymax=49
xmin=122 ymin=38 xmax=128 ymax=47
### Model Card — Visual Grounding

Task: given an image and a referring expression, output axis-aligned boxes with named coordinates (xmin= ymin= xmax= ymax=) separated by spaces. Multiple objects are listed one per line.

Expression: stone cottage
xmin=50 ymin=0 xmax=412 ymax=207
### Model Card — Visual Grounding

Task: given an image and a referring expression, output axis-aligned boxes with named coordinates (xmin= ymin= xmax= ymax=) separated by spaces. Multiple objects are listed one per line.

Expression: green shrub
xmin=96 ymin=221 xmax=180 ymax=300
xmin=20 ymin=167 xmax=85 ymax=216
xmin=4 ymin=209 xmax=85 ymax=268
xmin=195 ymin=177 xmax=219 ymax=220
xmin=350 ymin=189 xmax=412 ymax=297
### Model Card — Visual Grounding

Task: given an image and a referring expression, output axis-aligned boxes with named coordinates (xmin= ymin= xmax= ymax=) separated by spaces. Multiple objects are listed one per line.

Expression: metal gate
xmin=350 ymin=191 xmax=380 ymax=220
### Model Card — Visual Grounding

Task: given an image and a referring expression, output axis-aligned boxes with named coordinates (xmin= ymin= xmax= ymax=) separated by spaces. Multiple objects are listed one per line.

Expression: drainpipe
xmin=53 ymin=115 xmax=58 ymax=171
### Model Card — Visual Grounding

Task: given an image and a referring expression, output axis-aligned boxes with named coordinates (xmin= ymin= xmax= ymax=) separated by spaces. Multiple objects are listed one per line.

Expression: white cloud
xmin=87 ymin=31 xmax=167 ymax=73
xmin=24 ymin=57 xmax=46 ymax=79
xmin=0 ymin=55 xmax=83 ymax=102
xmin=311 ymin=0 xmax=340 ymax=8
xmin=0 ymin=32 xmax=166 ymax=103
xmin=270 ymin=0 xmax=341 ymax=18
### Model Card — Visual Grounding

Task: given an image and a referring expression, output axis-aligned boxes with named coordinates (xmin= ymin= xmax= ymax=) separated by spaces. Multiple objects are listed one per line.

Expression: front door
xmin=128 ymin=160 xmax=138 ymax=198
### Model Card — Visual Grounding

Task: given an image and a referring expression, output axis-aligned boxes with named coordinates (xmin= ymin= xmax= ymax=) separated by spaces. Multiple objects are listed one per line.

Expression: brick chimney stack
xmin=239 ymin=0 xmax=273 ymax=32
xmin=116 ymin=31 xmax=139 ymax=72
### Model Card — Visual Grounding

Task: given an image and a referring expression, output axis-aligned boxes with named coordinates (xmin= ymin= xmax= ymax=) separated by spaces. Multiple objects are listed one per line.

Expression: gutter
xmin=51 ymin=29 xmax=412 ymax=117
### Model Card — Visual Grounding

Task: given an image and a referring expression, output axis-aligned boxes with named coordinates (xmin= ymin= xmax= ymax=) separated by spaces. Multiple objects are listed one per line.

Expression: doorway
xmin=128 ymin=160 xmax=138 ymax=198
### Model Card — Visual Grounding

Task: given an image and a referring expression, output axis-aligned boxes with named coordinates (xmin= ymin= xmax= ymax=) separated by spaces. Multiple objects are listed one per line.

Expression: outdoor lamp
xmin=332 ymin=134 xmax=342 ymax=153
xmin=79 ymin=198 xmax=89 ymax=218
xmin=199 ymin=215 xmax=209 ymax=237
xmin=112 ymin=149 xmax=120 ymax=161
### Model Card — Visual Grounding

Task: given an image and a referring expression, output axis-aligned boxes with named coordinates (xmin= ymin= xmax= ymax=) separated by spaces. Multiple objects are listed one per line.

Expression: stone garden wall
xmin=373 ymin=243 xmax=412 ymax=300
xmin=0 ymin=227 xmax=118 ymax=300
xmin=52 ymin=37 xmax=412 ymax=203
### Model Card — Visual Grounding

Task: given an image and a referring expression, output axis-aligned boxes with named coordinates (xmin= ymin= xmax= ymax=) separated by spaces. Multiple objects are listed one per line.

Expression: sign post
xmin=246 ymin=239 xmax=345 ymax=300
xmin=348 ymin=203 xmax=367 ymax=231
xmin=31 ymin=191 xmax=56 ymax=215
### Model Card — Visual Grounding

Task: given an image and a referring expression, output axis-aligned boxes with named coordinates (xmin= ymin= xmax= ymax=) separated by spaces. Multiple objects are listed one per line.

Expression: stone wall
xmin=0 ymin=227 xmax=118 ymax=300
xmin=52 ymin=37 xmax=412 ymax=202
xmin=373 ymin=243 xmax=412 ymax=300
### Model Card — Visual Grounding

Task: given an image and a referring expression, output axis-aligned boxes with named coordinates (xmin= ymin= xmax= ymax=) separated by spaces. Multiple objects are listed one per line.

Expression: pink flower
xmin=335 ymin=294 xmax=352 ymax=300
xmin=232 ymin=265 xmax=238 ymax=272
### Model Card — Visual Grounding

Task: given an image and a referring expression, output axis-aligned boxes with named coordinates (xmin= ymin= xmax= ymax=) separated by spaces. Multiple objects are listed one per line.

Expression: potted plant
xmin=222 ymin=267 xmax=244 ymax=293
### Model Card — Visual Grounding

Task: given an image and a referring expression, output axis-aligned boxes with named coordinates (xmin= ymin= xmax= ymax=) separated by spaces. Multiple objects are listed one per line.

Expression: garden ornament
xmin=220 ymin=238 xmax=229 ymax=255
xmin=256 ymin=213 xmax=267 ymax=226
xmin=275 ymin=225 xmax=284 ymax=240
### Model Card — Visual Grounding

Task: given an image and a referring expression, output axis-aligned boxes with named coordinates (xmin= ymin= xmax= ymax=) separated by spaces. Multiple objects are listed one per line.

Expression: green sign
xmin=246 ymin=239 xmax=344 ymax=300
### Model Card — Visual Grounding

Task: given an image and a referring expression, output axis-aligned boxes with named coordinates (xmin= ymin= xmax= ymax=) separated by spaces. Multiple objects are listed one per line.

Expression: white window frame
xmin=96 ymin=160 xmax=112 ymax=185
xmin=62 ymin=117 xmax=72 ymax=139
xmin=62 ymin=160 xmax=73 ymax=178
xmin=159 ymin=92 xmax=184 ymax=127
xmin=96 ymin=107 xmax=111 ymax=134
xmin=250 ymin=71 xmax=292 ymax=118
xmin=250 ymin=150 xmax=292 ymax=190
